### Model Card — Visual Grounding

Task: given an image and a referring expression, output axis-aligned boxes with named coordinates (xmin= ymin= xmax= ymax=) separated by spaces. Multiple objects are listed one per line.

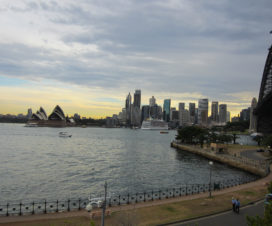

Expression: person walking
xmin=235 ymin=199 xmax=240 ymax=214
xmin=231 ymin=197 xmax=236 ymax=212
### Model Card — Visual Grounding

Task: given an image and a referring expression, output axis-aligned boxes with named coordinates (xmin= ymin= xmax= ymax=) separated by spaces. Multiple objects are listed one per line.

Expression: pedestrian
xmin=231 ymin=197 xmax=236 ymax=212
xmin=235 ymin=199 xmax=240 ymax=214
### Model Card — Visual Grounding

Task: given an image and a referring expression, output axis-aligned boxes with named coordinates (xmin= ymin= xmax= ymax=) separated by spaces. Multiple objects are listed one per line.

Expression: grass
xmin=3 ymin=184 xmax=268 ymax=226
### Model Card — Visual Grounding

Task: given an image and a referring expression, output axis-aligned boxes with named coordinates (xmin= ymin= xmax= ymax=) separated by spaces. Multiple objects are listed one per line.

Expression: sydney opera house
xmin=27 ymin=105 xmax=75 ymax=127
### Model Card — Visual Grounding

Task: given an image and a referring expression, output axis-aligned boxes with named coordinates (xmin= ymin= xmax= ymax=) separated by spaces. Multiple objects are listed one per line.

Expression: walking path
xmin=0 ymin=164 xmax=271 ymax=224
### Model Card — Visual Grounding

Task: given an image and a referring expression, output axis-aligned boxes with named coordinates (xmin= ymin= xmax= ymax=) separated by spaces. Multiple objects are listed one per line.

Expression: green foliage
xmin=246 ymin=201 xmax=272 ymax=226
xmin=268 ymin=181 xmax=272 ymax=193
xmin=253 ymin=136 xmax=263 ymax=146
xmin=262 ymin=136 xmax=272 ymax=148
xmin=90 ymin=220 xmax=96 ymax=226
xmin=224 ymin=121 xmax=250 ymax=132
xmin=176 ymin=126 xmax=208 ymax=145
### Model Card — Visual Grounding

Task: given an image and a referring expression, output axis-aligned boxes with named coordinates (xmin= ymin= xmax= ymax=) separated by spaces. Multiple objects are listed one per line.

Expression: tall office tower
xmin=179 ymin=103 xmax=185 ymax=111
xmin=211 ymin=101 xmax=219 ymax=122
xmin=141 ymin=105 xmax=150 ymax=122
xmin=170 ymin=107 xmax=176 ymax=121
xmin=132 ymin=90 xmax=141 ymax=126
xmin=227 ymin=111 xmax=230 ymax=122
xmin=179 ymin=109 xmax=190 ymax=126
xmin=150 ymin=104 xmax=161 ymax=119
xmin=27 ymin=108 xmax=32 ymax=119
xmin=249 ymin=97 xmax=257 ymax=132
xmin=133 ymin=90 xmax=141 ymax=108
xmin=125 ymin=93 xmax=132 ymax=125
xmin=171 ymin=110 xmax=179 ymax=121
xmin=240 ymin=108 xmax=251 ymax=121
xmin=219 ymin=104 xmax=227 ymax=125
xmin=163 ymin=99 xmax=171 ymax=122
xmin=149 ymin=96 xmax=156 ymax=107
xmin=198 ymin=99 xmax=209 ymax=125
xmin=189 ymin=103 xmax=196 ymax=123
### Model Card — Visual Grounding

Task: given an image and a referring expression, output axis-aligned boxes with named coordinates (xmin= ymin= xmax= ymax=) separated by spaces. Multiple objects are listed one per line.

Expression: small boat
xmin=59 ymin=132 xmax=72 ymax=138
xmin=160 ymin=131 xmax=169 ymax=134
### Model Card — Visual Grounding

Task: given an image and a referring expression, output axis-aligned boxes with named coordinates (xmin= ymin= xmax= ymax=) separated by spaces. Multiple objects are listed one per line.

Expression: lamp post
xmin=209 ymin=161 xmax=213 ymax=198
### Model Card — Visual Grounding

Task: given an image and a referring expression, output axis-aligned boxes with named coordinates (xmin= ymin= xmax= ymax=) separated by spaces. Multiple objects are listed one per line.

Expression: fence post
xmin=6 ymin=203 xmax=9 ymax=216
xmin=67 ymin=199 xmax=70 ymax=212
xmin=180 ymin=187 xmax=182 ymax=196
xmin=44 ymin=200 xmax=47 ymax=214
xmin=166 ymin=189 xmax=168 ymax=199
xmin=144 ymin=191 xmax=146 ymax=202
xmin=78 ymin=199 xmax=81 ymax=210
xmin=19 ymin=202 xmax=22 ymax=216
xmin=32 ymin=202 xmax=35 ymax=215
xmin=118 ymin=195 xmax=121 ymax=205
xmin=136 ymin=193 xmax=138 ymax=203
xmin=127 ymin=193 xmax=130 ymax=204
xmin=159 ymin=190 xmax=161 ymax=200
xmin=56 ymin=200 xmax=58 ymax=212
xmin=152 ymin=190 xmax=154 ymax=201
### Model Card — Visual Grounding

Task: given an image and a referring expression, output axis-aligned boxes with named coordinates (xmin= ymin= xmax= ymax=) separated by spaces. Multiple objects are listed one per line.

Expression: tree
xmin=253 ymin=135 xmax=263 ymax=146
xmin=176 ymin=126 xmax=208 ymax=145
xmin=232 ymin=133 xmax=239 ymax=144
xmin=262 ymin=135 xmax=272 ymax=148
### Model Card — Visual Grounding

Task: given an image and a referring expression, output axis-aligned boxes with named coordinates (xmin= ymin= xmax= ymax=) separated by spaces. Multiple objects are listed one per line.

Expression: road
xmin=169 ymin=200 xmax=264 ymax=226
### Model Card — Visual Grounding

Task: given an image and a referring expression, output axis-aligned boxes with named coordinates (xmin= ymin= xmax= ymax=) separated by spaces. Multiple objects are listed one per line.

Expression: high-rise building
xmin=227 ymin=111 xmax=230 ymax=122
xmin=125 ymin=93 xmax=132 ymax=125
xmin=198 ymin=99 xmax=208 ymax=125
xmin=240 ymin=108 xmax=250 ymax=121
xmin=249 ymin=97 xmax=257 ymax=132
xmin=219 ymin=104 xmax=227 ymax=125
xmin=141 ymin=105 xmax=150 ymax=122
xmin=171 ymin=110 xmax=179 ymax=121
xmin=189 ymin=103 xmax=196 ymax=123
xmin=170 ymin=107 xmax=176 ymax=121
xmin=163 ymin=99 xmax=171 ymax=122
xmin=211 ymin=101 xmax=219 ymax=122
xmin=179 ymin=103 xmax=185 ymax=111
xmin=150 ymin=104 xmax=162 ymax=119
xmin=134 ymin=90 xmax=141 ymax=108
xmin=131 ymin=90 xmax=141 ymax=126
xmin=149 ymin=96 xmax=156 ymax=107
xmin=179 ymin=109 xmax=190 ymax=126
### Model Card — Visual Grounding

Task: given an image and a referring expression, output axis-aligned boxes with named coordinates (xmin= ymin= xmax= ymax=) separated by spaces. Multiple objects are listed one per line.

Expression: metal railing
xmin=0 ymin=175 xmax=258 ymax=217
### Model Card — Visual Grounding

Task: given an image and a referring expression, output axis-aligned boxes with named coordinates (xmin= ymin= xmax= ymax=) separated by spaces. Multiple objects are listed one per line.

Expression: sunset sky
xmin=0 ymin=0 xmax=271 ymax=118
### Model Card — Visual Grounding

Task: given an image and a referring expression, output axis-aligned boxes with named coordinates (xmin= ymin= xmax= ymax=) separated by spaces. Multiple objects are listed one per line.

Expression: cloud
xmin=0 ymin=0 xmax=271 ymax=116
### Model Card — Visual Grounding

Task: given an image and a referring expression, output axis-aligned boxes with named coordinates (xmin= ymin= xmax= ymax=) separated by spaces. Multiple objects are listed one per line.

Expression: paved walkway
xmin=0 ymin=165 xmax=271 ymax=224
xmin=169 ymin=200 xmax=264 ymax=226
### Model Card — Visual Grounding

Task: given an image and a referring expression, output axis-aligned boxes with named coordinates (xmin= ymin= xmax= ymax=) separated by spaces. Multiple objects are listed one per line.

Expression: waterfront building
xmin=198 ymin=99 xmax=209 ymax=125
xmin=149 ymin=96 xmax=156 ymax=107
xmin=171 ymin=110 xmax=179 ymax=121
xmin=74 ymin=113 xmax=81 ymax=120
xmin=141 ymin=105 xmax=150 ymax=122
xmin=170 ymin=107 xmax=176 ymax=121
xmin=125 ymin=93 xmax=132 ymax=126
xmin=211 ymin=101 xmax=219 ymax=123
xmin=131 ymin=90 xmax=141 ymax=127
xmin=219 ymin=104 xmax=227 ymax=125
xmin=240 ymin=108 xmax=250 ymax=121
xmin=189 ymin=103 xmax=196 ymax=124
xmin=150 ymin=104 xmax=162 ymax=119
xmin=179 ymin=109 xmax=190 ymax=126
xmin=249 ymin=98 xmax=257 ymax=132
xmin=163 ymin=99 xmax=171 ymax=122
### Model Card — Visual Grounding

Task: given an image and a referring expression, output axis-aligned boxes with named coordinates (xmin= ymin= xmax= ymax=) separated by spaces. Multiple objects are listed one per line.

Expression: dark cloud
xmin=0 ymin=0 xmax=272 ymax=104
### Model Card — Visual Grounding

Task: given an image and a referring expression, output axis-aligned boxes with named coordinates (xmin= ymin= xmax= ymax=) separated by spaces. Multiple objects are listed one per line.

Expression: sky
xmin=0 ymin=0 xmax=271 ymax=118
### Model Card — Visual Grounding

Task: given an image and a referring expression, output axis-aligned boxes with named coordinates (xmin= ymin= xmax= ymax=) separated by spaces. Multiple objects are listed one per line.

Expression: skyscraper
xmin=163 ymin=99 xmax=171 ymax=122
xmin=149 ymin=96 xmax=156 ymax=107
xmin=211 ymin=101 xmax=219 ymax=122
xmin=141 ymin=105 xmax=150 ymax=122
xmin=125 ymin=93 xmax=132 ymax=126
xmin=132 ymin=89 xmax=141 ymax=126
xmin=249 ymin=97 xmax=257 ymax=132
xmin=189 ymin=103 xmax=196 ymax=123
xmin=134 ymin=90 xmax=141 ymax=108
xmin=198 ymin=99 xmax=208 ymax=125
xmin=219 ymin=104 xmax=227 ymax=125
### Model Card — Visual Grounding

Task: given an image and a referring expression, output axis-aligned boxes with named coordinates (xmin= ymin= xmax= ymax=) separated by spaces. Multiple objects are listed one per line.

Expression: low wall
xmin=171 ymin=142 xmax=269 ymax=177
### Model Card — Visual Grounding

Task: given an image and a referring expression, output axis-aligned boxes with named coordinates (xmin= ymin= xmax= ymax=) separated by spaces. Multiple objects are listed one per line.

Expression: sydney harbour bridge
xmin=255 ymin=39 xmax=272 ymax=134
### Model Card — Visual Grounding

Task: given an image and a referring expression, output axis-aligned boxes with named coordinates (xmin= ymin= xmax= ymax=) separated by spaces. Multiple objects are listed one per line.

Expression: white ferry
xmin=141 ymin=118 xmax=168 ymax=130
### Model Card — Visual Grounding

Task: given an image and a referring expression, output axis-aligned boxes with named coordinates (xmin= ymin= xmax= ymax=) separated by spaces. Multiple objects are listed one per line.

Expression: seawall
xmin=171 ymin=142 xmax=269 ymax=177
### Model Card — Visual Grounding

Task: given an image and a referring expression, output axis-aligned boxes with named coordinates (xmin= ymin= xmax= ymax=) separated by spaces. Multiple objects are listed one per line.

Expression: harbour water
xmin=0 ymin=123 xmax=256 ymax=203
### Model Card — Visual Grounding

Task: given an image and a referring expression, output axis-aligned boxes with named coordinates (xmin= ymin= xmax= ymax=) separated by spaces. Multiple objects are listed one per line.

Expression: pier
xmin=171 ymin=141 xmax=269 ymax=177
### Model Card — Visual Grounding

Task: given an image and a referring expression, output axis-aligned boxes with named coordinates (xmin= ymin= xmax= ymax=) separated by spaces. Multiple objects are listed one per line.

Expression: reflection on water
xmin=0 ymin=124 xmax=255 ymax=202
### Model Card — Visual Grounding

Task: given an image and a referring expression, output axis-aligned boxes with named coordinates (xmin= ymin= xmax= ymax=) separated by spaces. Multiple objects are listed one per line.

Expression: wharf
xmin=171 ymin=141 xmax=269 ymax=177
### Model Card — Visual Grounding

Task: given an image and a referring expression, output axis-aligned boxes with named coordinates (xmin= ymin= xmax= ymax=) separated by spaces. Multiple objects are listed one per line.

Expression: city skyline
xmin=0 ymin=1 xmax=271 ymax=118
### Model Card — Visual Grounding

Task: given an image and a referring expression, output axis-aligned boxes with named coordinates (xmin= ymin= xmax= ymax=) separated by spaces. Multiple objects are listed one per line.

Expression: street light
xmin=209 ymin=161 xmax=213 ymax=198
